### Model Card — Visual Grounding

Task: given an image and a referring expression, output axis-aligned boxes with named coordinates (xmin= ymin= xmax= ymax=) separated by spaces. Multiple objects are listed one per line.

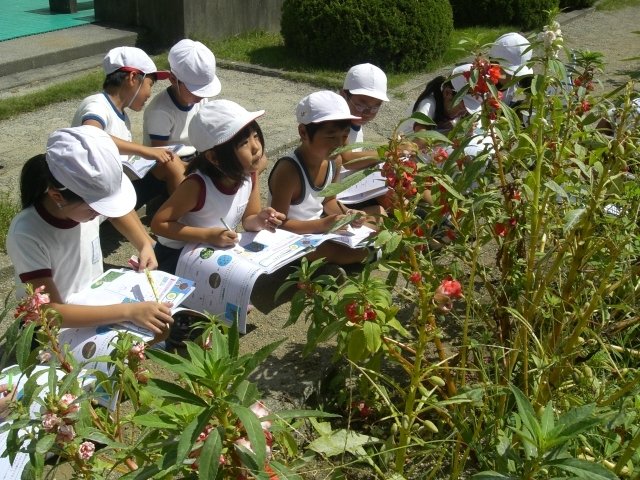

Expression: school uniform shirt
xmin=156 ymin=170 xmax=255 ymax=250
xmin=7 ymin=204 xmax=103 ymax=302
xmin=269 ymin=151 xmax=335 ymax=221
xmin=347 ymin=124 xmax=364 ymax=151
xmin=71 ymin=93 xmax=132 ymax=162
xmin=142 ymin=87 xmax=207 ymax=147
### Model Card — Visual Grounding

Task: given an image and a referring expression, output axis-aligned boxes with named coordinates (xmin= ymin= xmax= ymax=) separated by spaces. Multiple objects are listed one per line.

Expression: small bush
xmin=0 ymin=192 xmax=19 ymax=252
xmin=450 ymin=0 xmax=558 ymax=30
xmin=280 ymin=0 xmax=453 ymax=73
xmin=559 ymin=0 xmax=596 ymax=9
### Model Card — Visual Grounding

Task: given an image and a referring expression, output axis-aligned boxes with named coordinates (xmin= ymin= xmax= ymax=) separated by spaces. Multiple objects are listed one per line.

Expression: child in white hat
xmin=489 ymin=32 xmax=533 ymax=106
xmin=72 ymin=46 xmax=185 ymax=209
xmin=339 ymin=63 xmax=389 ymax=169
xmin=268 ymin=90 xmax=374 ymax=265
xmin=7 ymin=126 xmax=173 ymax=334
xmin=143 ymin=39 xmax=222 ymax=158
xmin=151 ymin=100 xmax=285 ymax=274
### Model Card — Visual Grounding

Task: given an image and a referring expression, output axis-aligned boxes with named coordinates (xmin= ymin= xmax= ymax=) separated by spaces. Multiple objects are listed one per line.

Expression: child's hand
xmin=144 ymin=147 xmax=178 ymax=164
xmin=127 ymin=301 xmax=173 ymax=335
xmin=137 ymin=244 xmax=158 ymax=271
xmin=346 ymin=209 xmax=365 ymax=228
xmin=209 ymin=228 xmax=238 ymax=247
xmin=257 ymin=208 xmax=285 ymax=232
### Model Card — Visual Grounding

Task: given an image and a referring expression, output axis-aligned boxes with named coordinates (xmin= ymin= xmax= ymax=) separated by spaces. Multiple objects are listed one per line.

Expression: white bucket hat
xmin=343 ymin=63 xmax=389 ymax=102
xmin=46 ymin=126 xmax=136 ymax=217
xmin=450 ymin=64 xmax=483 ymax=114
xmin=296 ymin=90 xmax=361 ymax=125
xmin=103 ymin=46 xmax=170 ymax=80
xmin=168 ymin=39 xmax=222 ymax=98
xmin=489 ymin=32 xmax=533 ymax=77
xmin=189 ymin=100 xmax=264 ymax=152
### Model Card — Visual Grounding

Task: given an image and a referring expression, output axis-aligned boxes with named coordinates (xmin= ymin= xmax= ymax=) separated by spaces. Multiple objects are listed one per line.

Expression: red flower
xmin=581 ymin=100 xmax=591 ymax=113
xmin=488 ymin=65 xmax=502 ymax=85
xmin=495 ymin=222 xmax=508 ymax=237
xmin=511 ymin=190 xmax=521 ymax=202
xmin=345 ymin=301 xmax=359 ymax=321
xmin=573 ymin=76 xmax=582 ymax=87
xmin=437 ymin=277 xmax=463 ymax=299
xmin=409 ymin=272 xmax=422 ymax=284
xmin=364 ymin=307 xmax=377 ymax=321
xmin=432 ymin=147 xmax=449 ymax=164
xmin=352 ymin=401 xmax=373 ymax=418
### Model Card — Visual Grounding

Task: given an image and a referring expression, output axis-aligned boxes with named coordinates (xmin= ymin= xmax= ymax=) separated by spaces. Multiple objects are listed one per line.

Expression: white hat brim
xmin=348 ymin=87 xmax=389 ymax=102
xmin=185 ymin=75 xmax=222 ymax=98
xmin=504 ymin=64 xmax=533 ymax=78
xmin=88 ymin=174 xmax=136 ymax=218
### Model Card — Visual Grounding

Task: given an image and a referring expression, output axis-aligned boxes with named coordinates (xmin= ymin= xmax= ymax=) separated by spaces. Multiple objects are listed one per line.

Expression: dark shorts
xmin=154 ymin=242 xmax=182 ymax=275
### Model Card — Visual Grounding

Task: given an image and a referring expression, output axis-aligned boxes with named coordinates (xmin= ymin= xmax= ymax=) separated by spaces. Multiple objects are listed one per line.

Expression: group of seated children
xmin=6 ymin=41 xmax=386 ymax=343
xmin=7 ymin=31 xmax=538 ymax=344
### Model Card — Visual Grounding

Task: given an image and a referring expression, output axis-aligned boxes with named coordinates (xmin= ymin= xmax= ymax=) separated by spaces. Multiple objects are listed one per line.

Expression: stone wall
xmin=94 ymin=0 xmax=284 ymax=49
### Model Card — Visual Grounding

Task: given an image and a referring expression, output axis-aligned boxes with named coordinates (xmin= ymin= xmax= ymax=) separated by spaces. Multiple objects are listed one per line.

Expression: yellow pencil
xmin=145 ymin=268 xmax=160 ymax=302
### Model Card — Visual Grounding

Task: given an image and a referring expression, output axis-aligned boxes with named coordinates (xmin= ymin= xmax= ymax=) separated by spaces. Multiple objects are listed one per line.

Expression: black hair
xmin=21 ymin=154 xmax=82 ymax=209
xmin=303 ymin=119 xmax=352 ymax=141
xmin=186 ymin=121 xmax=265 ymax=184
xmin=103 ymin=70 xmax=155 ymax=91
xmin=412 ymin=75 xmax=454 ymax=127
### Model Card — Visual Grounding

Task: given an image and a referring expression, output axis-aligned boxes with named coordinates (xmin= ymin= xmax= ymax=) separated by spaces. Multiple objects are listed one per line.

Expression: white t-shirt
xmin=143 ymin=87 xmax=206 ymax=148
xmin=399 ymin=96 xmax=437 ymax=135
xmin=347 ymin=124 xmax=364 ymax=147
xmin=157 ymin=171 xmax=255 ymax=249
xmin=72 ymin=92 xmax=132 ymax=162
xmin=7 ymin=204 xmax=104 ymax=302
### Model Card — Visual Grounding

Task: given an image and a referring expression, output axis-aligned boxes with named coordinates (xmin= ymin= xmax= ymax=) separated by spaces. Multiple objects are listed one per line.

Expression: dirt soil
xmin=0 ymin=3 xmax=638 ymax=450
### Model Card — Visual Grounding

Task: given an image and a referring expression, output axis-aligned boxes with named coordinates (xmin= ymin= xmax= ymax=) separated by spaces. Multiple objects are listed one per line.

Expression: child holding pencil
xmin=151 ymin=100 xmax=285 ymax=274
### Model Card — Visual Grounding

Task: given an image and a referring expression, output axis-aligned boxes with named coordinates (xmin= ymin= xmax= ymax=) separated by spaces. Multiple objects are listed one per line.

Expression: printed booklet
xmin=176 ymin=226 xmax=375 ymax=333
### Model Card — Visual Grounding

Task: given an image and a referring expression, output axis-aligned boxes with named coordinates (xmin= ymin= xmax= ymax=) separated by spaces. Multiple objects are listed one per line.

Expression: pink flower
xmin=56 ymin=424 xmax=76 ymax=443
xmin=42 ymin=412 xmax=62 ymax=432
xmin=432 ymin=147 xmax=449 ymax=164
xmin=78 ymin=441 xmax=95 ymax=461
xmin=250 ymin=401 xmax=272 ymax=430
xmin=129 ymin=342 xmax=146 ymax=361
xmin=15 ymin=285 xmax=50 ymax=324
xmin=59 ymin=393 xmax=78 ymax=414
xmin=235 ymin=437 xmax=254 ymax=454
xmin=437 ymin=277 xmax=463 ymax=299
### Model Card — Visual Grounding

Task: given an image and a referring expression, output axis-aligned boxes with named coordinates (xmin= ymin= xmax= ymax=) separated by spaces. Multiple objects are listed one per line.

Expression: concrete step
xmin=0 ymin=24 xmax=138 ymax=97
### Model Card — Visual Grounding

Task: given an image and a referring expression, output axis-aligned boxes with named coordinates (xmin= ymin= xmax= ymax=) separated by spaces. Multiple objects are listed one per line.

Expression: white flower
xmin=249 ymin=401 xmax=272 ymax=430
xmin=78 ymin=441 xmax=95 ymax=461
xmin=41 ymin=412 xmax=62 ymax=432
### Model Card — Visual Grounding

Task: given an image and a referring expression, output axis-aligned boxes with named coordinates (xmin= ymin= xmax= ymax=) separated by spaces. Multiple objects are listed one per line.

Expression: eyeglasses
xmin=346 ymin=93 xmax=382 ymax=115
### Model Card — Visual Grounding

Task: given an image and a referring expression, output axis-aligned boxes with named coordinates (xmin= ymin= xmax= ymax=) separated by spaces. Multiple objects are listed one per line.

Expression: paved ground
xmin=0 ymin=4 xmax=638 ymax=405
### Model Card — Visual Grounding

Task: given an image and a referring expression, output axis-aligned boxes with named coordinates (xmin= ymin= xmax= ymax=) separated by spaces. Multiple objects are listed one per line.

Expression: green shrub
xmin=450 ymin=0 xmax=558 ymax=30
xmin=559 ymin=0 xmax=596 ymax=9
xmin=280 ymin=0 xmax=453 ymax=73
xmin=0 ymin=191 xmax=19 ymax=252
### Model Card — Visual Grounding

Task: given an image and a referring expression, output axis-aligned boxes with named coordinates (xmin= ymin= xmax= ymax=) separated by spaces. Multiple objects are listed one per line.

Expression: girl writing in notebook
xmin=151 ymin=100 xmax=285 ymax=274
xmin=7 ymin=126 xmax=173 ymax=335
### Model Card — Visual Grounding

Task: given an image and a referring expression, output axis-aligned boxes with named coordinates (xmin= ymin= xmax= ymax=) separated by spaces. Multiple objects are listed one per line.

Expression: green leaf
xmin=228 ymin=319 xmax=240 ymax=359
xmin=540 ymin=402 xmax=555 ymax=441
xmin=308 ymin=429 xmax=379 ymax=457
xmin=232 ymin=380 xmax=259 ymax=406
xmin=199 ymin=427 xmax=222 ymax=480
xmin=145 ymin=379 xmax=208 ymax=407
xmin=510 ymin=385 xmax=542 ymax=451
xmin=231 ymin=404 xmax=266 ymax=468
xmin=545 ymin=180 xmax=568 ymax=199
xmin=546 ymin=458 xmax=618 ymax=479
xmin=262 ymin=409 xmax=340 ymax=422
xmin=408 ymin=111 xmax=436 ymax=127
xmin=177 ymin=408 xmax=212 ymax=464
xmin=131 ymin=413 xmax=175 ymax=429
xmin=472 ymin=472 xmax=515 ymax=479
xmin=266 ymin=460 xmax=304 ymax=480
xmin=347 ymin=329 xmax=366 ymax=362
xmin=411 ymin=128 xmax=451 ymax=145
xmin=16 ymin=322 xmax=37 ymax=371
xmin=563 ymin=208 xmax=586 ymax=234
xmin=318 ymin=169 xmax=370 ymax=198
xmin=35 ymin=433 xmax=55 ymax=455
xmin=363 ymin=321 xmax=382 ymax=354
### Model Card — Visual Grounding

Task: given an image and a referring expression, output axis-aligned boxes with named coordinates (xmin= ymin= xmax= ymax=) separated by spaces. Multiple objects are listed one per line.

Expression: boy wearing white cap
xmin=7 ymin=126 xmax=173 ymax=334
xmin=72 ymin=46 xmax=184 ymax=209
xmin=268 ymin=90 xmax=371 ymax=265
xmin=143 ymin=39 xmax=222 ymax=157
xmin=339 ymin=63 xmax=390 ymax=168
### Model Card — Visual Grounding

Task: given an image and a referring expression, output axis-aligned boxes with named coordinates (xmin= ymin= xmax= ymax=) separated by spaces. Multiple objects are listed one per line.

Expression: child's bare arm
xmin=150 ymin=177 xmax=237 ymax=247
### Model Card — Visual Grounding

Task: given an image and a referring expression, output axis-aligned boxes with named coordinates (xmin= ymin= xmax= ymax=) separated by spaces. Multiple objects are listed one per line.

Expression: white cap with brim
xmin=450 ymin=64 xmax=482 ymax=114
xmin=189 ymin=100 xmax=265 ymax=152
xmin=103 ymin=46 xmax=170 ymax=80
xmin=168 ymin=39 xmax=222 ymax=98
xmin=296 ymin=90 xmax=361 ymax=125
xmin=489 ymin=32 xmax=533 ymax=78
xmin=343 ymin=63 xmax=389 ymax=102
xmin=46 ymin=126 xmax=136 ymax=218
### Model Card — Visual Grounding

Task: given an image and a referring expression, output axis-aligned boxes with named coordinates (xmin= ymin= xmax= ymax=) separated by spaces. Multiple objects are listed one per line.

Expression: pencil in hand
xmin=145 ymin=268 xmax=160 ymax=303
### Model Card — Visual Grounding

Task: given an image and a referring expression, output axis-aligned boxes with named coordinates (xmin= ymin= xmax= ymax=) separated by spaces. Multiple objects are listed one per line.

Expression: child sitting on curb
xmin=72 ymin=46 xmax=185 ymax=209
